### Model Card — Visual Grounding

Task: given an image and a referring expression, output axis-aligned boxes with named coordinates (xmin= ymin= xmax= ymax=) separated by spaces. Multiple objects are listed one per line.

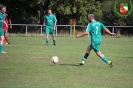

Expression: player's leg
xmin=46 ymin=34 xmax=49 ymax=45
xmin=95 ymin=51 xmax=113 ymax=68
xmin=80 ymin=45 xmax=92 ymax=65
xmin=51 ymin=28 xmax=56 ymax=45
xmin=94 ymin=43 xmax=113 ymax=67
xmin=4 ymin=27 xmax=9 ymax=45
xmin=52 ymin=34 xmax=56 ymax=45
xmin=4 ymin=31 xmax=10 ymax=45
xmin=45 ymin=26 xmax=50 ymax=45
xmin=0 ymin=30 xmax=6 ymax=53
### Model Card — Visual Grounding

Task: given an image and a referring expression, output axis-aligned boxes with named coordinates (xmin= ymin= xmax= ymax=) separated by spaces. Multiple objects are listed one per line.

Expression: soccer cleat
xmin=45 ymin=43 xmax=49 ymax=45
xmin=5 ymin=42 xmax=9 ymax=45
xmin=0 ymin=51 xmax=7 ymax=54
xmin=53 ymin=44 xmax=57 ymax=46
xmin=108 ymin=61 xmax=113 ymax=68
xmin=80 ymin=61 xmax=85 ymax=65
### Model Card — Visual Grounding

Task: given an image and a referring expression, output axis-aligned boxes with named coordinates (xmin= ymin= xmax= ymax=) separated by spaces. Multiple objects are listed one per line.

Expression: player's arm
xmin=101 ymin=22 xmax=116 ymax=36
xmin=54 ymin=22 xmax=57 ymax=31
xmin=104 ymin=28 xmax=116 ymax=36
xmin=76 ymin=32 xmax=89 ymax=38
xmin=43 ymin=20 xmax=46 ymax=25
xmin=43 ymin=16 xmax=46 ymax=26
xmin=76 ymin=23 xmax=90 ymax=38
xmin=9 ymin=19 xmax=12 ymax=29
xmin=4 ymin=21 xmax=8 ymax=28
xmin=8 ymin=14 xmax=12 ymax=29
xmin=53 ymin=15 xmax=57 ymax=31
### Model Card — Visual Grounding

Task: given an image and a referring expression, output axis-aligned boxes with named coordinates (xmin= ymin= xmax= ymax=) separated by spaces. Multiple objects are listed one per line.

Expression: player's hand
xmin=9 ymin=25 xmax=12 ymax=29
xmin=76 ymin=34 xmax=80 ymax=38
xmin=54 ymin=26 xmax=56 ymax=31
xmin=110 ymin=33 xmax=116 ymax=36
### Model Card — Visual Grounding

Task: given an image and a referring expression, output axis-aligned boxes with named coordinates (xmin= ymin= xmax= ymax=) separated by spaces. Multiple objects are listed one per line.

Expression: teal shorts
xmin=89 ymin=42 xmax=101 ymax=52
xmin=45 ymin=26 xmax=55 ymax=34
xmin=0 ymin=28 xmax=4 ymax=36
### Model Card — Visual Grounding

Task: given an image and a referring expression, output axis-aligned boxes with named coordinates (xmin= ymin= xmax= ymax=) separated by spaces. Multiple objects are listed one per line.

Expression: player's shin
xmin=46 ymin=38 xmax=49 ymax=44
xmin=53 ymin=38 xmax=56 ymax=44
xmin=82 ymin=53 xmax=89 ymax=61
xmin=0 ymin=44 xmax=4 ymax=52
xmin=5 ymin=36 xmax=9 ymax=43
xmin=101 ymin=55 xmax=109 ymax=63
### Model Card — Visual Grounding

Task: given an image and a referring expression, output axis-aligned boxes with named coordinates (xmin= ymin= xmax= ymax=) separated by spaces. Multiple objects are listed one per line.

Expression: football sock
xmin=0 ymin=44 xmax=3 ymax=52
xmin=46 ymin=38 xmax=49 ymax=44
xmin=82 ymin=53 xmax=89 ymax=61
xmin=5 ymin=36 xmax=9 ymax=43
xmin=53 ymin=38 xmax=56 ymax=44
xmin=84 ymin=53 xmax=89 ymax=59
xmin=101 ymin=55 xmax=109 ymax=63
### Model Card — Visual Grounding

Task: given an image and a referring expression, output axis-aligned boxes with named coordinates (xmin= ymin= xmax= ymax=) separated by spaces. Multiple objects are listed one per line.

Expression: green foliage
xmin=0 ymin=0 xmax=133 ymax=30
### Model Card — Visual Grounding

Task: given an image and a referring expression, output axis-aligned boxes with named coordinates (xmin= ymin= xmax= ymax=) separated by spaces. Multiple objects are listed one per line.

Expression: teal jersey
xmin=0 ymin=12 xmax=6 ymax=28
xmin=86 ymin=20 xmax=106 ymax=43
xmin=44 ymin=14 xmax=57 ymax=26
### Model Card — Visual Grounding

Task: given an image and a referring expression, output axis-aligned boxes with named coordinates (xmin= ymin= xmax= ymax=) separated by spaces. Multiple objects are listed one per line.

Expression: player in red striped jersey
xmin=3 ymin=13 xmax=12 ymax=45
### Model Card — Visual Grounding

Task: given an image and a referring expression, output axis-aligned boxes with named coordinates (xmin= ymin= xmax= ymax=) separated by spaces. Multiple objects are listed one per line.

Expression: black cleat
xmin=53 ymin=44 xmax=57 ymax=46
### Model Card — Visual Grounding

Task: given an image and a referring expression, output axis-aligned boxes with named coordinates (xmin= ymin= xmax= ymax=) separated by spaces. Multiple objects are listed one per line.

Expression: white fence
xmin=11 ymin=24 xmax=133 ymax=36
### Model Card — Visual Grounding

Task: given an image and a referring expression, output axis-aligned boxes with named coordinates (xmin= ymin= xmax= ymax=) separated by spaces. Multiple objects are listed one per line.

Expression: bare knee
xmin=86 ymin=46 xmax=92 ymax=54
xmin=46 ymin=34 xmax=49 ymax=38
xmin=96 ymin=51 xmax=103 ymax=58
xmin=52 ymin=34 xmax=55 ymax=38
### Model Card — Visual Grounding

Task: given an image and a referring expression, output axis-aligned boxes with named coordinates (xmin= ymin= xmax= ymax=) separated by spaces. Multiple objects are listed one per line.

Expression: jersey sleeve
xmin=53 ymin=15 xmax=57 ymax=22
xmin=100 ymin=22 xmax=106 ymax=30
xmin=86 ymin=23 xmax=91 ymax=32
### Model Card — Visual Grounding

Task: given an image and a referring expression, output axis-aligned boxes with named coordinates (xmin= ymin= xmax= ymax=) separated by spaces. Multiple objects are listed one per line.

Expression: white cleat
xmin=0 ymin=51 xmax=7 ymax=54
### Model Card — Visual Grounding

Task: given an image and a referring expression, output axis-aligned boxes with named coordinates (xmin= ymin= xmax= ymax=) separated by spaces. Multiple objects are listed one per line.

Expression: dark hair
xmin=47 ymin=8 xmax=51 ymax=10
xmin=1 ymin=6 xmax=6 ymax=10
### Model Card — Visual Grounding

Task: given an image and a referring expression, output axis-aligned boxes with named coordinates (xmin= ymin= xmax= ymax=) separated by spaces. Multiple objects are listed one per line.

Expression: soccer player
xmin=43 ymin=9 xmax=57 ymax=46
xmin=3 ymin=12 xmax=12 ymax=45
xmin=0 ymin=6 xmax=7 ymax=53
xmin=76 ymin=14 xmax=116 ymax=67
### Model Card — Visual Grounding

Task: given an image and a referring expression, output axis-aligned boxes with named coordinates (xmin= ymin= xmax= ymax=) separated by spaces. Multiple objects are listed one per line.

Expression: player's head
xmin=88 ymin=14 xmax=95 ymax=22
xmin=1 ymin=6 xmax=6 ymax=13
xmin=47 ymin=8 xmax=52 ymax=15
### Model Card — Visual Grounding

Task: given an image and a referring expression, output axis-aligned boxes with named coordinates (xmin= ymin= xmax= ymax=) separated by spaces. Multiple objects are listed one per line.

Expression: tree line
xmin=0 ymin=0 xmax=133 ymax=36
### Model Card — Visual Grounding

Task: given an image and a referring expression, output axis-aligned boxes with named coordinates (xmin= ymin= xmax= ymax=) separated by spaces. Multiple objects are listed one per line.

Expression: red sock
xmin=5 ymin=36 xmax=9 ymax=43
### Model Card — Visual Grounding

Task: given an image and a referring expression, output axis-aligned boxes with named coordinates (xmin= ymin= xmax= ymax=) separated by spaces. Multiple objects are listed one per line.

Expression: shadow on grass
xmin=127 ymin=57 xmax=133 ymax=59
xmin=48 ymin=63 xmax=83 ymax=67
xmin=59 ymin=64 xmax=82 ymax=67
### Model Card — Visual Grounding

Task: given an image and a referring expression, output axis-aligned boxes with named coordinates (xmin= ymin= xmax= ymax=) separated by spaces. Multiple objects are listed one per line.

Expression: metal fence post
xmin=112 ymin=26 xmax=114 ymax=33
xmin=41 ymin=25 xmax=42 ymax=36
xmin=70 ymin=25 xmax=72 ymax=37
xmin=26 ymin=25 xmax=27 ymax=36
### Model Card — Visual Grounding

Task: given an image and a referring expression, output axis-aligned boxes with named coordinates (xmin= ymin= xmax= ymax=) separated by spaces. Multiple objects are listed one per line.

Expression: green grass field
xmin=0 ymin=36 xmax=133 ymax=88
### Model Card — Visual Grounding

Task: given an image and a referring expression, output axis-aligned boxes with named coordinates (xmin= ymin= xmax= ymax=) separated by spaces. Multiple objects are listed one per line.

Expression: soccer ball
xmin=52 ymin=56 xmax=59 ymax=64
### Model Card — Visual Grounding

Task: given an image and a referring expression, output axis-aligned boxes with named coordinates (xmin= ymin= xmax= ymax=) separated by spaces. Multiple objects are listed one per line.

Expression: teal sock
xmin=82 ymin=58 xmax=87 ymax=62
xmin=101 ymin=55 xmax=109 ymax=63
xmin=0 ymin=44 xmax=3 ymax=52
xmin=53 ymin=38 xmax=56 ymax=44
xmin=46 ymin=38 xmax=49 ymax=44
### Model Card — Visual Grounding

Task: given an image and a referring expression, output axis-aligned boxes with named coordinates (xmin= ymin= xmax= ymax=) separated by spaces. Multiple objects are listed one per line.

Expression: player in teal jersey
xmin=44 ymin=9 xmax=57 ymax=46
xmin=0 ymin=6 xmax=7 ymax=53
xmin=76 ymin=14 xmax=116 ymax=67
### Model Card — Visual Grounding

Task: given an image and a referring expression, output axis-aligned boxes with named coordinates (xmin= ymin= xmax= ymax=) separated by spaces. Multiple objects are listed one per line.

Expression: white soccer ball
xmin=52 ymin=56 xmax=59 ymax=64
